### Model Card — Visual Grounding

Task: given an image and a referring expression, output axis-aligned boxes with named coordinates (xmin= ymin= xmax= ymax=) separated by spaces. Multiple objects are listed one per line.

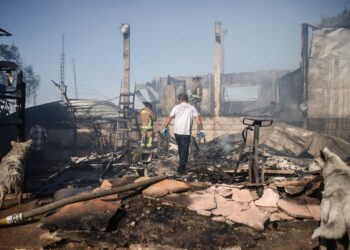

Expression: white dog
xmin=309 ymin=147 xmax=350 ymax=246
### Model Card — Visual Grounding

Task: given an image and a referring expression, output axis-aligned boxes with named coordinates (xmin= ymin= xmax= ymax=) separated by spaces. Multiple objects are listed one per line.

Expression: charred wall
xmin=276 ymin=68 xmax=304 ymax=126
xmin=307 ymin=27 xmax=350 ymax=141
xmin=220 ymin=70 xmax=288 ymax=116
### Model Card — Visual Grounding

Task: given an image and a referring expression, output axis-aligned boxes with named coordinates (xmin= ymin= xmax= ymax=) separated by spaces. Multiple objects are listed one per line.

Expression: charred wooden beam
xmin=0 ymin=175 xmax=167 ymax=225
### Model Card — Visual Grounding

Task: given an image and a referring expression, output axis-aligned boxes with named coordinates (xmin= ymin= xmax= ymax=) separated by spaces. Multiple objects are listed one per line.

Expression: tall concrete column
xmin=214 ymin=21 xmax=222 ymax=118
xmin=120 ymin=23 xmax=130 ymax=109
xmin=301 ymin=23 xmax=309 ymax=128
xmin=213 ymin=21 xmax=222 ymax=137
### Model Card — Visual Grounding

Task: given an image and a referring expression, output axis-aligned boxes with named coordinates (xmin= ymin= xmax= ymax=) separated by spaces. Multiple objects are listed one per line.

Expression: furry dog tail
xmin=2 ymin=158 xmax=23 ymax=190
xmin=312 ymin=222 xmax=346 ymax=239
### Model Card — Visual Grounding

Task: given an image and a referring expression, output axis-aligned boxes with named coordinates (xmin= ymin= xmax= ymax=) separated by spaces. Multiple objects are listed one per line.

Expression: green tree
xmin=0 ymin=44 xmax=40 ymax=103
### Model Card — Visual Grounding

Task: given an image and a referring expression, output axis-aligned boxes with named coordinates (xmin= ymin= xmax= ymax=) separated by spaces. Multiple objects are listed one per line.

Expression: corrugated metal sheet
xmin=24 ymin=99 xmax=121 ymax=128
xmin=308 ymin=27 xmax=350 ymax=118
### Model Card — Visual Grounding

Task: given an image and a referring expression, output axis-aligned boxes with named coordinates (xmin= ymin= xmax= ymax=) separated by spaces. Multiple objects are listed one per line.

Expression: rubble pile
xmin=4 ymin=123 xmax=349 ymax=249
xmin=142 ymin=175 xmax=322 ymax=230
xmin=201 ymin=133 xmax=242 ymax=161
xmin=264 ymin=156 xmax=308 ymax=172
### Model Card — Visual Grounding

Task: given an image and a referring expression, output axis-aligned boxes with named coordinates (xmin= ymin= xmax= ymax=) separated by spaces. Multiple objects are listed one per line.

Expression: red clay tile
xmin=306 ymin=198 xmax=320 ymax=221
xmin=212 ymin=216 xmax=226 ymax=222
xmin=211 ymin=195 xmax=249 ymax=217
xmin=270 ymin=211 xmax=295 ymax=222
xmin=42 ymin=198 xmax=121 ymax=231
xmin=255 ymin=188 xmax=280 ymax=208
xmin=143 ymin=186 xmax=169 ymax=198
xmin=143 ymin=179 xmax=191 ymax=198
xmin=196 ymin=210 xmax=211 ymax=217
xmin=187 ymin=192 xmax=216 ymax=211
xmin=231 ymin=188 xmax=253 ymax=203
xmin=100 ymin=179 xmax=113 ymax=189
xmin=277 ymin=199 xmax=312 ymax=218
xmin=226 ymin=202 xmax=270 ymax=230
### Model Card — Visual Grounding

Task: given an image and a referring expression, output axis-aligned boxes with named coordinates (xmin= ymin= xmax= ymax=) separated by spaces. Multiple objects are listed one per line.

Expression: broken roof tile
xmin=284 ymin=185 xmax=305 ymax=195
xmin=270 ymin=211 xmax=295 ymax=222
xmin=187 ymin=192 xmax=216 ymax=212
xmin=211 ymin=195 xmax=249 ymax=217
xmin=196 ymin=210 xmax=211 ymax=217
xmin=277 ymin=199 xmax=312 ymax=219
xmin=259 ymin=206 xmax=279 ymax=213
xmin=41 ymin=198 xmax=121 ymax=231
xmin=231 ymin=188 xmax=253 ymax=203
xmin=212 ymin=216 xmax=226 ymax=222
xmin=143 ymin=179 xmax=191 ymax=198
xmin=143 ymin=186 xmax=169 ymax=198
xmin=226 ymin=203 xmax=270 ymax=230
xmin=215 ymin=186 xmax=233 ymax=197
xmin=100 ymin=179 xmax=113 ymax=189
xmin=254 ymin=188 xmax=280 ymax=208
xmin=305 ymin=198 xmax=321 ymax=221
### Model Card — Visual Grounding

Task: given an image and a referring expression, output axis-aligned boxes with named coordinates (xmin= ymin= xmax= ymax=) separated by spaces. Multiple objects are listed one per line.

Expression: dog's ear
xmin=11 ymin=141 xmax=15 ymax=146
xmin=320 ymin=147 xmax=331 ymax=161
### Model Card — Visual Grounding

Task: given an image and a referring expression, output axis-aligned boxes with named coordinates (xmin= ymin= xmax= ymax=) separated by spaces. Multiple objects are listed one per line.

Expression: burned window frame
xmin=222 ymin=84 xmax=260 ymax=102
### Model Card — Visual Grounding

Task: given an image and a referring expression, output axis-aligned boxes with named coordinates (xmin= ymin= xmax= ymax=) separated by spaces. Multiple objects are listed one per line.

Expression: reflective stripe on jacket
xmin=191 ymin=87 xmax=202 ymax=100
xmin=140 ymin=108 xmax=155 ymax=130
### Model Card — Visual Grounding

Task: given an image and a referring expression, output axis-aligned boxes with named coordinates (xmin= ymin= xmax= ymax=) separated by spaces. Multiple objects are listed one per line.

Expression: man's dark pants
xmin=175 ymin=133 xmax=191 ymax=172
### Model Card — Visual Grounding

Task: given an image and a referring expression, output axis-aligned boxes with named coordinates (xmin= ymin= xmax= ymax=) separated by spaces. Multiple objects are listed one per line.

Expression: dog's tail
xmin=2 ymin=159 xmax=23 ymax=189
xmin=312 ymin=221 xmax=346 ymax=239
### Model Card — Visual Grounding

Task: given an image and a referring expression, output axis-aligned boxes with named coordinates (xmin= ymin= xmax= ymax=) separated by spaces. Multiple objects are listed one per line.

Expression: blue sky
xmin=1 ymin=0 xmax=349 ymax=105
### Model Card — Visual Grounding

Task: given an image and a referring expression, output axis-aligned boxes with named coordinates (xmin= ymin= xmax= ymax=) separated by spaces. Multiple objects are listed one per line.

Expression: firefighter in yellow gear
xmin=190 ymin=75 xmax=203 ymax=113
xmin=139 ymin=102 xmax=157 ymax=148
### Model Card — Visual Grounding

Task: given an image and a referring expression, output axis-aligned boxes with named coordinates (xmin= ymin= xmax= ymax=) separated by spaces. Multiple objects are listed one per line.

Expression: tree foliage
xmin=319 ymin=8 xmax=350 ymax=28
xmin=0 ymin=43 xmax=40 ymax=103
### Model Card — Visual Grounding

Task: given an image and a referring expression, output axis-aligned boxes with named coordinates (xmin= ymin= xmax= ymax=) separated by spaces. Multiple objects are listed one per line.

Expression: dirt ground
xmin=0 ymin=193 xmax=322 ymax=250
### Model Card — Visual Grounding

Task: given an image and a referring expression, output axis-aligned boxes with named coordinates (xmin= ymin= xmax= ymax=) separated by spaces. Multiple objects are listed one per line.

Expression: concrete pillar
xmin=214 ymin=21 xmax=222 ymax=118
xmin=301 ymin=23 xmax=309 ymax=128
xmin=213 ymin=21 xmax=222 ymax=137
xmin=120 ymin=23 xmax=130 ymax=109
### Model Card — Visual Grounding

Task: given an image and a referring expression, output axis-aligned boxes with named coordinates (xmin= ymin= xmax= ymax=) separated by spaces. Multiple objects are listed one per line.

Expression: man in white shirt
xmin=163 ymin=93 xmax=205 ymax=174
